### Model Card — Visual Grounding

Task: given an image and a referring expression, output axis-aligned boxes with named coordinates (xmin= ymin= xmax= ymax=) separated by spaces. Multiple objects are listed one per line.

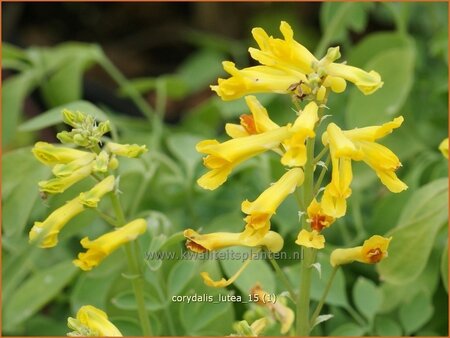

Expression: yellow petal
xmin=71 ymin=305 xmax=122 ymax=337
xmin=211 ymin=62 xmax=302 ymax=101
xmin=359 ymin=235 xmax=392 ymax=264
xmin=439 ymin=138 xmax=448 ymax=159
xmin=29 ymin=197 xmax=85 ymax=248
xmin=79 ymin=175 xmax=115 ymax=208
xmin=245 ymin=96 xmax=280 ymax=133
xmin=325 ymin=63 xmax=383 ymax=95
xmin=295 ymin=229 xmax=325 ymax=249
xmin=73 ymin=218 xmax=146 ymax=271
xmin=200 ymin=255 xmax=253 ymax=288
xmin=32 ymin=142 xmax=91 ymax=167
xmin=343 ymin=116 xmax=404 ymax=142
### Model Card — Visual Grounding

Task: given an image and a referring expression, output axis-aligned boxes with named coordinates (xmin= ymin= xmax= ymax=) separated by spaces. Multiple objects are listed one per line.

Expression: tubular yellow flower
xmin=38 ymin=164 xmax=92 ymax=194
xmin=241 ymin=168 xmax=304 ymax=244
xmin=324 ymin=62 xmax=383 ymax=95
xmin=29 ymin=197 xmax=85 ymax=248
xmin=197 ymin=127 xmax=292 ymax=190
xmin=321 ymin=156 xmax=353 ymax=218
xmin=106 ymin=142 xmax=148 ymax=158
xmin=330 ymin=235 xmax=392 ymax=267
xmin=295 ymin=229 xmax=325 ymax=249
xmin=73 ymin=218 xmax=147 ymax=271
xmin=211 ymin=21 xmax=383 ymax=101
xmin=281 ymin=101 xmax=319 ymax=167
xmin=323 ymin=117 xmax=407 ymax=193
xmin=79 ymin=175 xmax=115 ymax=208
xmin=67 ymin=305 xmax=122 ymax=337
xmin=211 ymin=61 xmax=304 ymax=101
xmin=225 ymin=96 xmax=279 ymax=138
xmin=307 ymin=198 xmax=335 ymax=231
xmin=439 ymin=138 xmax=448 ymax=159
xmin=184 ymin=229 xmax=284 ymax=253
xmin=250 ymin=284 xmax=294 ymax=334
xmin=32 ymin=141 xmax=91 ymax=167
xmin=51 ymin=153 xmax=96 ymax=177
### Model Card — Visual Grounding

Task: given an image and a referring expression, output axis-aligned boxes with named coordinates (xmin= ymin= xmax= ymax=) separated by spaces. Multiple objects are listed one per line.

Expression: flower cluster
xmin=185 ymin=21 xmax=406 ymax=293
xmin=29 ymin=110 xmax=148 ymax=335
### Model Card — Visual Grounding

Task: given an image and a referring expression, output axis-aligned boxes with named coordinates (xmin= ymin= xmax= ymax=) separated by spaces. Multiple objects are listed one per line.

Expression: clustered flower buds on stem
xmin=186 ymin=21 xmax=407 ymax=336
xmin=29 ymin=110 xmax=148 ymax=336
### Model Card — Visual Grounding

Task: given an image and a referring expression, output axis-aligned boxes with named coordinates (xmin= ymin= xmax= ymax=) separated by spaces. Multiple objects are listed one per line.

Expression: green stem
xmin=314 ymin=2 xmax=353 ymax=57
xmin=98 ymin=52 xmax=155 ymax=121
xmin=95 ymin=208 xmax=119 ymax=227
xmin=265 ymin=249 xmax=297 ymax=303
xmin=109 ymin=193 xmax=152 ymax=336
xmin=310 ymin=266 xmax=338 ymax=326
xmin=296 ymin=137 xmax=316 ymax=336
xmin=313 ymin=155 xmax=330 ymax=195
xmin=346 ymin=305 xmax=366 ymax=326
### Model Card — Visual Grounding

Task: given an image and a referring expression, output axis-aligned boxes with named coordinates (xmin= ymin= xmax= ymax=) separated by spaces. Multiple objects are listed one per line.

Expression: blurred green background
xmin=2 ymin=2 xmax=448 ymax=336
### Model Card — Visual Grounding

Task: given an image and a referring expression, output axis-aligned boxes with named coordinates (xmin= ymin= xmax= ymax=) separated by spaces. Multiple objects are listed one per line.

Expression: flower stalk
xmin=109 ymin=193 xmax=152 ymax=336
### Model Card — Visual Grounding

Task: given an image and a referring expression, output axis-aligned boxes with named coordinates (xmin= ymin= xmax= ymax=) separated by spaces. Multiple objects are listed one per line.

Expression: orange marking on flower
xmin=240 ymin=114 xmax=257 ymax=134
xmin=185 ymin=240 xmax=208 ymax=253
xmin=366 ymin=248 xmax=383 ymax=263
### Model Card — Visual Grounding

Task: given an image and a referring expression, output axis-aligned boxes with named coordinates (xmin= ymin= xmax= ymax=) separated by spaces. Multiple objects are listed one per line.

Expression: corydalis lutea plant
xmin=29 ymin=110 xmax=152 ymax=336
xmin=185 ymin=21 xmax=407 ymax=336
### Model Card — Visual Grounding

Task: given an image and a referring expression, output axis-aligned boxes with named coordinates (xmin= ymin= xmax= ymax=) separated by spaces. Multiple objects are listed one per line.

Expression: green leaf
xmin=220 ymin=247 xmax=275 ymax=294
xmin=111 ymin=288 xmax=166 ymax=311
xmin=346 ymin=47 xmax=415 ymax=128
xmin=348 ymin=32 xmax=413 ymax=67
xmin=3 ymin=260 xmax=78 ymax=330
xmin=2 ymin=71 xmax=38 ymax=145
xmin=176 ymin=49 xmax=226 ymax=94
xmin=377 ymin=179 xmax=448 ymax=284
xmin=40 ymin=58 xmax=92 ymax=107
xmin=70 ymin=272 xmax=118 ymax=313
xmin=374 ymin=316 xmax=403 ymax=336
xmin=399 ymin=292 xmax=434 ymax=334
xmin=285 ymin=253 xmax=348 ymax=307
xmin=352 ymin=277 xmax=381 ymax=322
xmin=318 ymin=2 xmax=373 ymax=55
xmin=166 ymin=133 xmax=203 ymax=179
xmin=18 ymin=100 xmax=113 ymax=132
xmin=180 ymin=292 xmax=234 ymax=335
xmin=108 ymin=317 xmax=142 ymax=336
xmin=168 ymin=260 xmax=198 ymax=297
xmin=441 ymin=244 xmax=448 ymax=293
xmin=329 ymin=322 xmax=367 ymax=336
xmin=2 ymin=147 xmax=50 ymax=237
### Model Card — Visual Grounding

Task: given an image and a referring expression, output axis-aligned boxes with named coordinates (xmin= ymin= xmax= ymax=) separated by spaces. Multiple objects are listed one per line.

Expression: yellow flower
xmin=330 ymin=235 xmax=392 ymax=267
xmin=307 ymin=198 xmax=335 ymax=231
xmin=67 ymin=305 xmax=122 ymax=337
xmin=323 ymin=117 xmax=407 ymax=194
xmin=29 ymin=197 xmax=85 ymax=248
xmin=184 ymin=229 xmax=284 ymax=253
xmin=324 ymin=62 xmax=383 ymax=95
xmin=32 ymin=141 xmax=91 ymax=167
xmin=38 ymin=164 xmax=93 ymax=194
xmin=197 ymin=127 xmax=292 ymax=190
xmin=241 ymin=168 xmax=304 ymax=244
xmin=281 ymin=101 xmax=319 ymax=167
xmin=250 ymin=284 xmax=294 ymax=334
xmin=51 ymin=153 xmax=96 ymax=178
xmin=225 ymin=96 xmax=279 ymax=138
xmin=106 ymin=142 xmax=148 ymax=158
xmin=79 ymin=175 xmax=115 ymax=208
xmin=211 ymin=21 xmax=383 ymax=101
xmin=73 ymin=218 xmax=147 ymax=271
xmin=211 ymin=61 xmax=303 ymax=101
xmin=185 ymin=229 xmax=284 ymax=288
xmin=295 ymin=229 xmax=325 ymax=249
xmin=321 ymin=156 xmax=353 ymax=218
xmin=439 ymin=138 xmax=448 ymax=159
